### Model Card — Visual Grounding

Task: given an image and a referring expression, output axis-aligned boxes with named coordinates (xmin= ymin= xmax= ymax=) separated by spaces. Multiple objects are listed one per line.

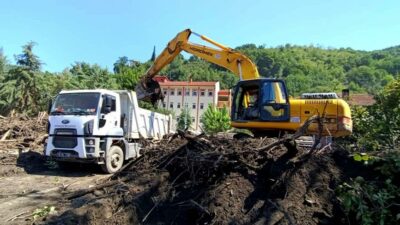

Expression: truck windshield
xmin=50 ymin=93 xmax=100 ymax=115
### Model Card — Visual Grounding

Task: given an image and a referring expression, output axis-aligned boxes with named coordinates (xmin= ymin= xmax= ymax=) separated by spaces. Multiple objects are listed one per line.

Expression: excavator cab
xmin=232 ymin=79 xmax=290 ymax=122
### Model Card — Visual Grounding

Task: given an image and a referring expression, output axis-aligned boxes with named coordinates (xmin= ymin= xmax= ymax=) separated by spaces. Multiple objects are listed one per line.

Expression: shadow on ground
xmin=16 ymin=151 xmax=103 ymax=177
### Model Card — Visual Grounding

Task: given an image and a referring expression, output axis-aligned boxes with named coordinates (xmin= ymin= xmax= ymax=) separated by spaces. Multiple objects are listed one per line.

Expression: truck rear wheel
xmin=101 ymin=145 xmax=124 ymax=174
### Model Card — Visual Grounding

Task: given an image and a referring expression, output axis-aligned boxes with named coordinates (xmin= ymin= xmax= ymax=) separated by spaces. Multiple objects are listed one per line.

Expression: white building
xmin=154 ymin=76 xmax=220 ymax=131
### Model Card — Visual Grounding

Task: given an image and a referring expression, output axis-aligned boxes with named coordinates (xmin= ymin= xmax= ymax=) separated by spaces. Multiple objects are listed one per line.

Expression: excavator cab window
xmin=259 ymin=81 xmax=290 ymax=121
xmin=232 ymin=83 xmax=260 ymax=120
xmin=232 ymin=79 xmax=290 ymax=122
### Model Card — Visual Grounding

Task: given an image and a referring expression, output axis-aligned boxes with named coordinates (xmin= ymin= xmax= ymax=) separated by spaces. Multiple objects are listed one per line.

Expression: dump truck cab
xmin=45 ymin=89 xmax=174 ymax=173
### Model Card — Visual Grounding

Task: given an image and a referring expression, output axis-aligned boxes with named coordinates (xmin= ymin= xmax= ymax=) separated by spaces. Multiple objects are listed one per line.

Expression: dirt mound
xmin=0 ymin=114 xmax=48 ymax=176
xmin=46 ymin=134 xmax=352 ymax=225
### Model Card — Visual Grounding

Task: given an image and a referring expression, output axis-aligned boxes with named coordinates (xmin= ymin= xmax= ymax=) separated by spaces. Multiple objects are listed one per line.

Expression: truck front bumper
xmin=45 ymin=136 xmax=102 ymax=161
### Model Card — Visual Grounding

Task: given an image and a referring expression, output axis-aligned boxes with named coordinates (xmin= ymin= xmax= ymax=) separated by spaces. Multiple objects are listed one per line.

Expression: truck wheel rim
xmin=111 ymin=154 xmax=121 ymax=168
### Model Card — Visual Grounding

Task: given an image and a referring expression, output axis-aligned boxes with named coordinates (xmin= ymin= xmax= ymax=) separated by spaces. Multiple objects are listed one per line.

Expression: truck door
xmin=99 ymin=95 xmax=120 ymax=134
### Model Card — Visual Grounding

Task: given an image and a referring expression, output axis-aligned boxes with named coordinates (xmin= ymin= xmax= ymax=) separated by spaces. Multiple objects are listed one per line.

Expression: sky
xmin=0 ymin=0 xmax=399 ymax=72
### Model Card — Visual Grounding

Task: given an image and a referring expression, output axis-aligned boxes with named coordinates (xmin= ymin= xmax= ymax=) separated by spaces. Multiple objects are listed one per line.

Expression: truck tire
xmin=101 ymin=145 xmax=124 ymax=174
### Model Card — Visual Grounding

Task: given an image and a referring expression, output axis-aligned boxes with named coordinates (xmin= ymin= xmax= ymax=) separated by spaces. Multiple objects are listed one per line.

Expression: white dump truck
xmin=44 ymin=89 xmax=175 ymax=173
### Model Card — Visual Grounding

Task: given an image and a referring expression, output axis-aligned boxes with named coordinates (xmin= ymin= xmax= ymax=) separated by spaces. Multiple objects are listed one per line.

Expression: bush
xmin=200 ymin=105 xmax=230 ymax=134
xmin=337 ymin=151 xmax=400 ymax=225
xmin=337 ymin=78 xmax=400 ymax=225
xmin=177 ymin=108 xmax=192 ymax=131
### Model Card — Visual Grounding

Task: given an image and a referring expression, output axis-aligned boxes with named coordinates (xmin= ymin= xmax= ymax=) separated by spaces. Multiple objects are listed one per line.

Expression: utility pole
xmin=184 ymin=74 xmax=192 ymax=130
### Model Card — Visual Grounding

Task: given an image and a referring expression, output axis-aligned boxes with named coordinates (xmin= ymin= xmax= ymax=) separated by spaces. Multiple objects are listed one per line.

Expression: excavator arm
xmin=135 ymin=29 xmax=260 ymax=105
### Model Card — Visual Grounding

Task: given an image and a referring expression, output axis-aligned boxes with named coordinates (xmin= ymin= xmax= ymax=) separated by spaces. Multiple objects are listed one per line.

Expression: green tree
xmin=177 ymin=108 xmax=192 ymax=130
xmin=113 ymin=56 xmax=129 ymax=74
xmin=0 ymin=48 xmax=7 ymax=80
xmin=0 ymin=42 xmax=42 ymax=115
xmin=70 ymin=62 xmax=117 ymax=89
xmin=151 ymin=46 xmax=156 ymax=61
xmin=346 ymin=66 xmax=393 ymax=94
xmin=115 ymin=63 xmax=146 ymax=90
xmin=201 ymin=105 xmax=230 ymax=134
xmin=348 ymin=77 xmax=400 ymax=150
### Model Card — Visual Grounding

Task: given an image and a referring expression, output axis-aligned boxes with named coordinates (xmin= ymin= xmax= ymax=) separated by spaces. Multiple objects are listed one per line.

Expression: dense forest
xmin=0 ymin=42 xmax=400 ymax=115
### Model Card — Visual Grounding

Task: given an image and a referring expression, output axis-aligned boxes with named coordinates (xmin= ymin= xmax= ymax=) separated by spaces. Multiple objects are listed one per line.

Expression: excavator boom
xmin=135 ymin=29 xmax=259 ymax=104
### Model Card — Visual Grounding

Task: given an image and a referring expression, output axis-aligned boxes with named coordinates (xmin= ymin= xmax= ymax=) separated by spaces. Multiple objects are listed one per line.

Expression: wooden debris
xmin=0 ymin=129 xmax=12 ymax=141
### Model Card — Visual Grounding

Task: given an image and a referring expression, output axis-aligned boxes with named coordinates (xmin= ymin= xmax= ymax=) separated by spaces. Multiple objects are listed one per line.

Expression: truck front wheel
xmin=101 ymin=145 xmax=124 ymax=173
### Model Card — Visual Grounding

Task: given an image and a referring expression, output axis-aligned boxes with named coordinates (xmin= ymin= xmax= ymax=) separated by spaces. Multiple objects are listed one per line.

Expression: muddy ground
xmin=45 ymin=135 xmax=363 ymax=225
xmin=0 ymin=116 xmax=364 ymax=225
xmin=0 ymin=116 xmax=111 ymax=224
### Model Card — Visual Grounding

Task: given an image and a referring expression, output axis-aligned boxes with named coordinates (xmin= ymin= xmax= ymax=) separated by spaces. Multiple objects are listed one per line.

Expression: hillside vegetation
xmin=1 ymin=42 xmax=400 ymax=116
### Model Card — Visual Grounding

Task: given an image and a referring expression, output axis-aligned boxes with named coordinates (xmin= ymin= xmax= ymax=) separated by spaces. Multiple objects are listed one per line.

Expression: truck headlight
xmin=85 ymin=139 xmax=95 ymax=146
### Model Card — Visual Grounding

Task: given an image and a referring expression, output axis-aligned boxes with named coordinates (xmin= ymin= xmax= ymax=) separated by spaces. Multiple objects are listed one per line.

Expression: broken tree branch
xmin=256 ymin=115 xmax=320 ymax=152
xmin=1 ymin=129 xmax=12 ymax=141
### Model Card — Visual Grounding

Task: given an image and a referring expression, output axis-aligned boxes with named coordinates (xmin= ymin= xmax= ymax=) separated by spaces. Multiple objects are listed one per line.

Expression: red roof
xmin=348 ymin=94 xmax=375 ymax=106
xmin=154 ymin=75 xmax=217 ymax=87
xmin=337 ymin=93 xmax=376 ymax=106
xmin=153 ymin=76 xmax=170 ymax=82
xmin=218 ymin=90 xmax=231 ymax=96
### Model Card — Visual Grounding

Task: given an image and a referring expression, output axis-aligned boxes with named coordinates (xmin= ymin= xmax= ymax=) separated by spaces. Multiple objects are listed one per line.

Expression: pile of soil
xmin=47 ymin=134 xmax=355 ymax=225
xmin=0 ymin=114 xmax=47 ymax=176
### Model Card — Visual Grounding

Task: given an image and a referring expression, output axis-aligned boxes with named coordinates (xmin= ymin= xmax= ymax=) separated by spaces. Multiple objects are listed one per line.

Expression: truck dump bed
xmin=117 ymin=91 xmax=175 ymax=140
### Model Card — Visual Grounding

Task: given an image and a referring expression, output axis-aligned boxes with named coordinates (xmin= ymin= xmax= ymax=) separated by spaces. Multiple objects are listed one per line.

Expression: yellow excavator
xmin=135 ymin=29 xmax=352 ymax=137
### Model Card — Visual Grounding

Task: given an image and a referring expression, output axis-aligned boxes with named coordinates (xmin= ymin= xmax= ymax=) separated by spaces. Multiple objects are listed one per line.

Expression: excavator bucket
xmin=135 ymin=78 xmax=164 ymax=106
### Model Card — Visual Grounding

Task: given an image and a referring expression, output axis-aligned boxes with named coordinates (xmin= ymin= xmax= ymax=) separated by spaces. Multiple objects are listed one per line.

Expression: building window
xmin=185 ymin=90 xmax=190 ymax=96
xmin=192 ymin=90 xmax=197 ymax=96
xmin=192 ymin=103 xmax=196 ymax=109
xmin=170 ymin=90 xmax=175 ymax=96
xmin=177 ymin=103 xmax=181 ymax=109
xmin=208 ymin=91 xmax=213 ymax=96
xmin=200 ymin=91 xmax=205 ymax=96
xmin=200 ymin=103 xmax=204 ymax=109
xmin=163 ymin=102 xmax=166 ymax=108
xmin=177 ymin=90 xmax=182 ymax=96
xmin=163 ymin=90 xmax=167 ymax=95
xmin=170 ymin=102 xmax=173 ymax=108
xmin=184 ymin=103 xmax=189 ymax=108
xmin=192 ymin=118 xmax=195 ymax=122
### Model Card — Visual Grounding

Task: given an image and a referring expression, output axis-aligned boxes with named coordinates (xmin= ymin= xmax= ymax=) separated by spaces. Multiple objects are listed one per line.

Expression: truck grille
xmin=53 ymin=129 xmax=77 ymax=148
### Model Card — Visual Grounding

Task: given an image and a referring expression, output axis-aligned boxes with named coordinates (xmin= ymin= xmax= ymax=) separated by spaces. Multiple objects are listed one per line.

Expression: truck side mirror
xmin=47 ymin=99 xmax=52 ymax=114
xmin=101 ymin=95 xmax=112 ymax=114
